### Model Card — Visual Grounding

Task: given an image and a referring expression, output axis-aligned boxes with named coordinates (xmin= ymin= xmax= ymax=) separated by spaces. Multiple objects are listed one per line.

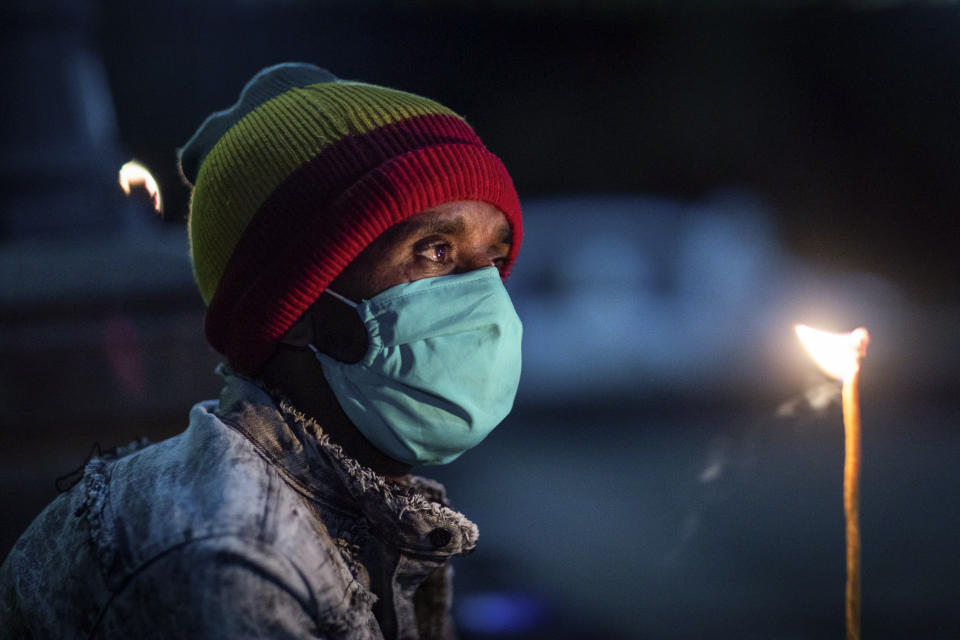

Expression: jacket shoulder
xmin=3 ymin=403 xmax=377 ymax=638
xmin=93 ymin=405 xmax=342 ymax=585
xmin=91 ymin=405 xmax=374 ymax=633
xmin=95 ymin=533 xmax=375 ymax=638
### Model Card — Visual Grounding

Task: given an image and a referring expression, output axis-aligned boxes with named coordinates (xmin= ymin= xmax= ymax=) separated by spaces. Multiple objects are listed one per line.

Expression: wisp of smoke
xmin=776 ymin=381 xmax=841 ymax=418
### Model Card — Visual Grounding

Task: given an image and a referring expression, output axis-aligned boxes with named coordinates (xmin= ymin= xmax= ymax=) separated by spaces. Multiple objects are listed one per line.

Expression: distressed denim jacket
xmin=1 ymin=372 xmax=478 ymax=639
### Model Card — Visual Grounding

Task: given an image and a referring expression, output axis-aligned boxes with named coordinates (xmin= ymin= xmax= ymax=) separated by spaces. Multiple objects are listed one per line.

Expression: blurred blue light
xmin=456 ymin=591 xmax=549 ymax=635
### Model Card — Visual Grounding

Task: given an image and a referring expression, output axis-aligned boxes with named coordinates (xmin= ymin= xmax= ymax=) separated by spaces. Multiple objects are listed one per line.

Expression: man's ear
xmin=279 ymin=293 xmax=368 ymax=364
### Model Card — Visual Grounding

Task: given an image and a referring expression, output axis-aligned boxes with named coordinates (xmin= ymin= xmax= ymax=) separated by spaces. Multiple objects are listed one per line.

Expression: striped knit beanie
xmin=179 ymin=63 xmax=522 ymax=374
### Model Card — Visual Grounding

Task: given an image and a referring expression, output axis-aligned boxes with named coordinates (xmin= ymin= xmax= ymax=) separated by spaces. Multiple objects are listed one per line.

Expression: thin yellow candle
xmin=795 ymin=324 xmax=870 ymax=640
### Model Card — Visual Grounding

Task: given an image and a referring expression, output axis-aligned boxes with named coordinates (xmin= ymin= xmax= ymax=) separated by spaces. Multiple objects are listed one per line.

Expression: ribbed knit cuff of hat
xmin=179 ymin=63 xmax=522 ymax=374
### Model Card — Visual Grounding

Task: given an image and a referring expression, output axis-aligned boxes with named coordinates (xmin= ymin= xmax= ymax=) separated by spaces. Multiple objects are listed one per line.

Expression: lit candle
xmin=118 ymin=160 xmax=163 ymax=213
xmin=795 ymin=324 xmax=870 ymax=640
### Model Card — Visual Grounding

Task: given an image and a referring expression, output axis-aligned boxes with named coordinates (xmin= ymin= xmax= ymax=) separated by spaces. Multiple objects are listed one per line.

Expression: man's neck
xmin=258 ymin=345 xmax=412 ymax=480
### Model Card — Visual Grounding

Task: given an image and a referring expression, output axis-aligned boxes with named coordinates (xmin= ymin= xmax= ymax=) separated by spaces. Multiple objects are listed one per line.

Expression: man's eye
xmin=418 ymin=241 xmax=453 ymax=263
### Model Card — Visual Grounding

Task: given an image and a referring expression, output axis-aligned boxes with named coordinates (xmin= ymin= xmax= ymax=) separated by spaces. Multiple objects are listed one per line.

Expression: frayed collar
xmin=214 ymin=366 xmax=478 ymax=558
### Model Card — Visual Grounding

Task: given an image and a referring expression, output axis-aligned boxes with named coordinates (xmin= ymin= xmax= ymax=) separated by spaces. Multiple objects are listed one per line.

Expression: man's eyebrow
xmin=400 ymin=216 xmax=513 ymax=246
xmin=422 ymin=217 xmax=467 ymax=236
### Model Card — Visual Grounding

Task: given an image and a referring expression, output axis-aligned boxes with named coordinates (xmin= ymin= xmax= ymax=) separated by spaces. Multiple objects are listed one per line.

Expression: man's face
xmin=331 ymin=200 xmax=513 ymax=301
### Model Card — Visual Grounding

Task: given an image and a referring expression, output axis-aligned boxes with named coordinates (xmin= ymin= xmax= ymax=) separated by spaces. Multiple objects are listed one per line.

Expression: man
xmin=1 ymin=62 xmax=523 ymax=639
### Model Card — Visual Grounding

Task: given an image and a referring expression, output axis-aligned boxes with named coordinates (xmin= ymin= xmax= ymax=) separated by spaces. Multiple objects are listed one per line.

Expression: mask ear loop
xmin=325 ymin=288 xmax=359 ymax=309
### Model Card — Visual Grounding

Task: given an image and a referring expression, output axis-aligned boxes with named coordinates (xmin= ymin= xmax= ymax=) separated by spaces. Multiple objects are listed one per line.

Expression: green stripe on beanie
xmin=179 ymin=63 xmax=338 ymax=185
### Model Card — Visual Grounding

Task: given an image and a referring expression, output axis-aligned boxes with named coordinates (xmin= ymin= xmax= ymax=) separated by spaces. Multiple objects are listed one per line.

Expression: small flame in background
xmin=795 ymin=325 xmax=870 ymax=382
xmin=118 ymin=160 xmax=163 ymax=213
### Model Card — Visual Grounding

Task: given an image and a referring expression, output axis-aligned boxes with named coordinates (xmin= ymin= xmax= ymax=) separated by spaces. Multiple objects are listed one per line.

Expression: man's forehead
xmin=384 ymin=203 xmax=513 ymax=245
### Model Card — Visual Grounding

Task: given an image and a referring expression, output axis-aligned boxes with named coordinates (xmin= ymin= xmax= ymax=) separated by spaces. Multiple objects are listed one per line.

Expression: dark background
xmin=2 ymin=1 xmax=959 ymax=638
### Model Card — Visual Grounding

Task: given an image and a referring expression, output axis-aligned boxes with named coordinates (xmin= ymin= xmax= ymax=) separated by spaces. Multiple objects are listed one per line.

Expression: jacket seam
xmin=87 ymin=533 xmax=325 ymax=638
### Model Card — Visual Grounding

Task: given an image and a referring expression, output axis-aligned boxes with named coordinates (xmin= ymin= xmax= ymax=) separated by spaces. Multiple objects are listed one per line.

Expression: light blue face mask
xmin=312 ymin=266 xmax=523 ymax=466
